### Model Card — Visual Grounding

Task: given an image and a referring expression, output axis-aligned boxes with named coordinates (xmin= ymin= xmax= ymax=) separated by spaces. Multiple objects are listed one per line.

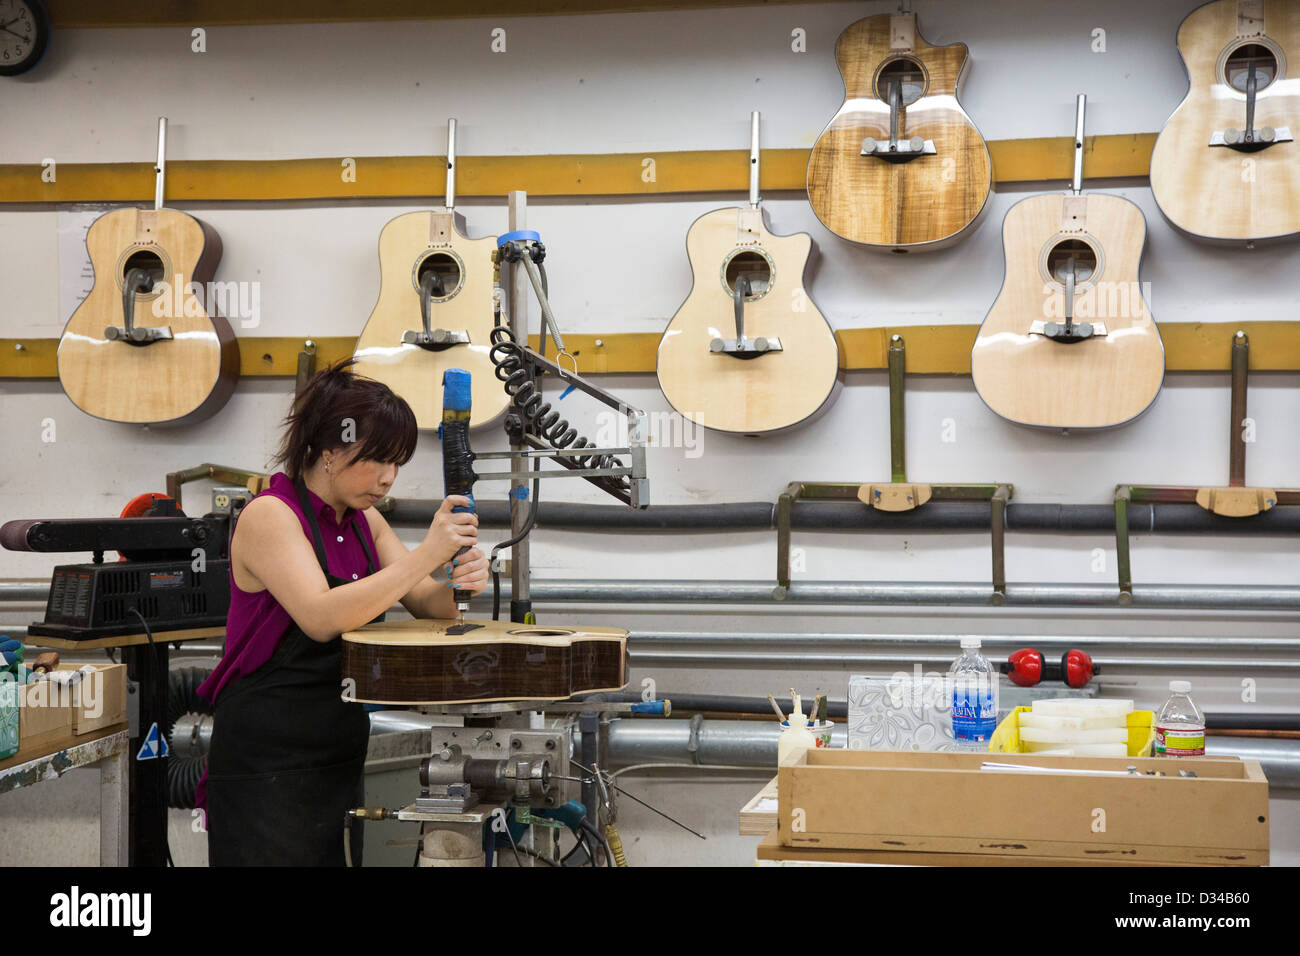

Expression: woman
xmin=196 ymin=359 xmax=488 ymax=866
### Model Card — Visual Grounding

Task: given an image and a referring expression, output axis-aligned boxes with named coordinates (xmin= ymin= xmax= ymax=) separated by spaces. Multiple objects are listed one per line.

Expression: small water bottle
xmin=949 ymin=637 xmax=997 ymax=751
xmin=1155 ymin=680 xmax=1205 ymax=757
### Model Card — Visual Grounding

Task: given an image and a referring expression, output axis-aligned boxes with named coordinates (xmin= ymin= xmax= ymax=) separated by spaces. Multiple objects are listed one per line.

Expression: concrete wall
xmin=1 ymin=0 xmax=1297 ymax=865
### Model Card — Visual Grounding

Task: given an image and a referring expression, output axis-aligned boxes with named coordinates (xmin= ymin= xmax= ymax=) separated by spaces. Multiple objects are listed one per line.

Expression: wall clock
xmin=0 ymin=0 xmax=49 ymax=77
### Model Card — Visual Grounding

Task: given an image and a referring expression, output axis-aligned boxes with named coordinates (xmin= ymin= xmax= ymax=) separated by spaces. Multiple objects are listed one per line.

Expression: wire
xmin=609 ymin=761 xmax=764 ymax=780
xmin=579 ymin=819 xmax=612 ymax=867
xmin=497 ymin=813 xmax=523 ymax=868
xmin=571 ymin=759 xmax=713 ymax=840
xmin=513 ymin=846 xmax=558 ymax=867
xmin=560 ymin=831 xmax=592 ymax=866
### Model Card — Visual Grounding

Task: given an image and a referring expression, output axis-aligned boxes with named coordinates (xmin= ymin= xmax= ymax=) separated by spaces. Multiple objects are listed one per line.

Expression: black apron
xmin=206 ymin=476 xmax=384 ymax=866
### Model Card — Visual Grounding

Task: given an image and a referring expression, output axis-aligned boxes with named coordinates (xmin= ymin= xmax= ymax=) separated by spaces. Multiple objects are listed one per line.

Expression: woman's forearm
xmin=300 ymin=544 xmax=443 ymax=640
xmin=424 ymin=581 xmax=458 ymax=620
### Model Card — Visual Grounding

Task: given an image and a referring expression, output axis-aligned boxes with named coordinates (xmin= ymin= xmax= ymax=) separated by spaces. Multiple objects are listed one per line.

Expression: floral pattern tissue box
xmin=847 ymin=674 xmax=956 ymax=751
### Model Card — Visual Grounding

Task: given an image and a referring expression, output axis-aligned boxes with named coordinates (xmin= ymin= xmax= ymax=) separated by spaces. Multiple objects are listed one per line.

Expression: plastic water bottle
xmin=949 ymin=637 xmax=997 ymax=751
xmin=1155 ymin=680 xmax=1205 ymax=757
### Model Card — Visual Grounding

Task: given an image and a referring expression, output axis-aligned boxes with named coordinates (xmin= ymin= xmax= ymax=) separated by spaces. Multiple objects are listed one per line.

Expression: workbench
xmin=0 ymin=727 xmax=129 ymax=866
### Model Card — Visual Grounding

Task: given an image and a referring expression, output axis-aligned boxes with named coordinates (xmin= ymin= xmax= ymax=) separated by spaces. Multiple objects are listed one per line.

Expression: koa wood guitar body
xmin=1150 ymin=0 xmax=1300 ymax=243
xmin=341 ymin=618 xmax=629 ymax=705
xmin=807 ymin=12 xmax=991 ymax=251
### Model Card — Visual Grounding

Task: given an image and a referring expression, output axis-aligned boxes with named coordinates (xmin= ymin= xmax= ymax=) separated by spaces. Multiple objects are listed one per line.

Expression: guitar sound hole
xmin=1046 ymin=239 xmax=1097 ymax=285
xmin=508 ymin=628 xmax=573 ymax=637
xmin=724 ymin=251 xmax=771 ymax=298
xmin=121 ymin=250 xmax=165 ymax=288
xmin=875 ymin=57 xmax=926 ymax=106
xmin=1224 ymin=44 xmax=1278 ymax=92
xmin=414 ymin=251 xmax=462 ymax=299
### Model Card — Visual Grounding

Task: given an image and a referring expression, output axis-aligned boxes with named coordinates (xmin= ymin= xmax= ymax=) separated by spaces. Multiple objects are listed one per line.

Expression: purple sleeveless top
xmin=195 ymin=471 xmax=381 ymax=815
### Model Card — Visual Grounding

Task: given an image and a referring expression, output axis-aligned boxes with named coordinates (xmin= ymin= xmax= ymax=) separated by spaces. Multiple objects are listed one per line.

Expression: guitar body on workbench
xmin=341 ymin=618 xmax=629 ymax=706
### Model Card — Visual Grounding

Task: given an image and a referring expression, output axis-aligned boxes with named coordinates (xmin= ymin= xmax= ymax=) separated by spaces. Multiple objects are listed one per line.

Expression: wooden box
xmin=17 ymin=662 xmax=126 ymax=754
xmin=66 ymin=663 xmax=126 ymax=735
xmin=777 ymin=748 xmax=1269 ymax=866
xmin=17 ymin=682 xmax=74 ymax=755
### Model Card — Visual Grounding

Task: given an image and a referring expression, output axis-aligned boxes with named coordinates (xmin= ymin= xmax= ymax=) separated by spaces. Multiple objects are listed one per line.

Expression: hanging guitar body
xmin=1149 ymin=0 xmax=1300 ymax=244
xmin=57 ymin=207 xmax=238 ymax=425
xmin=341 ymin=619 xmax=629 ymax=705
xmin=971 ymin=193 xmax=1165 ymax=429
xmin=354 ymin=120 xmax=507 ymax=430
xmin=352 ymin=209 xmax=507 ymax=430
xmin=807 ymin=12 xmax=991 ymax=251
xmin=657 ymin=206 xmax=841 ymax=435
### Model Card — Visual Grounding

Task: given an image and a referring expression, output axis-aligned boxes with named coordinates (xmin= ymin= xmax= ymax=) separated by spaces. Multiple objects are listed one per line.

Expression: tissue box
xmin=847 ymin=674 xmax=959 ymax=751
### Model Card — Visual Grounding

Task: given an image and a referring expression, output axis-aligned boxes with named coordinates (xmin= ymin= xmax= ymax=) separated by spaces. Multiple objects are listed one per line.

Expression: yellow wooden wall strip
xmin=237 ymin=337 xmax=358 ymax=375
xmin=50 ymin=0 xmax=829 ymax=28
xmin=5 ymin=323 xmax=1299 ymax=379
xmin=987 ymin=133 xmax=1157 ymax=185
xmin=0 ymin=135 xmax=1156 ymax=205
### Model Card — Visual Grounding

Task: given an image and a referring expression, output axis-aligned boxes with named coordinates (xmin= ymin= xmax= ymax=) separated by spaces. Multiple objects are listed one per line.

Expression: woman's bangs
xmin=354 ymin=400 xmax=417 ymax=466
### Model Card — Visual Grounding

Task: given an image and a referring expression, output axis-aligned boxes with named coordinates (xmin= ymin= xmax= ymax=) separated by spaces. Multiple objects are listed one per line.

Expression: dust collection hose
xmin=165 ymin=666 xmax=214 ymax=809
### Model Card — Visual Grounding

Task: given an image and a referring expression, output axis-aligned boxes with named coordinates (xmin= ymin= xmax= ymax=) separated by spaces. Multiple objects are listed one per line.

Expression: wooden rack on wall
xmin=5 ymin=321 xmax=1300 ymax=378
xmin=0 ymin=134 xmax=1155 ymax=204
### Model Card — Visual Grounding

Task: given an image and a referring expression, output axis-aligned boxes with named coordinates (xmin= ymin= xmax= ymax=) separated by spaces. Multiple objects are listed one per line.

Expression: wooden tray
xmin=777 ymin=748 xmax=1268 ymax=866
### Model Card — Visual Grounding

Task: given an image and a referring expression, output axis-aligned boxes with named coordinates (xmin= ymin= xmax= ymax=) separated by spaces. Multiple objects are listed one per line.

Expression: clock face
xmin=0 ymin=0 xmax=48 ymax=76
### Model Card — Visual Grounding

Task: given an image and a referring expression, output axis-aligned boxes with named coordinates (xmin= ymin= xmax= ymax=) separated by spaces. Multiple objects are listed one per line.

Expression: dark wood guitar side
xmin=341 ymin=619 xmax=628 ymax=705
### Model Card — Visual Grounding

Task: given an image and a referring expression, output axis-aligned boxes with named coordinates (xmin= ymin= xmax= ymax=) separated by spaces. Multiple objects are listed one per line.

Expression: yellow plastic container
xmin=989 ymin=706 xmax=1155 ymax=756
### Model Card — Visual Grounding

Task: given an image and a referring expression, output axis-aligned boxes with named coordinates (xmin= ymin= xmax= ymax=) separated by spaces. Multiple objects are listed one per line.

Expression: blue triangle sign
xmin=136 ymin=722 xmax=169 ymax=760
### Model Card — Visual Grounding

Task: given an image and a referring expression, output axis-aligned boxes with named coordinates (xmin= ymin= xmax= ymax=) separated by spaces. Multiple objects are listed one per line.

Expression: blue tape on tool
xmin=509 ymin=487 xmax=529 ymax=500
xmin=558 ymin=384 xmax=576 ymax=400
xmin=442 ymin=368 xmax=472 ymax=413
xmin=497 ymin=230 xmax=541 ymax=247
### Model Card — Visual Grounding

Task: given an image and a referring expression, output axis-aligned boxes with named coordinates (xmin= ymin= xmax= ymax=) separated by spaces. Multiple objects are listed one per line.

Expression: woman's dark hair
xmin=273 ymin=358 xmax=418 ymax=480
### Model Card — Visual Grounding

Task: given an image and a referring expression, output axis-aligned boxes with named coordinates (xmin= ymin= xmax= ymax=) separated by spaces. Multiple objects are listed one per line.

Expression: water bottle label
xmin=951 ymin=682 xmax=997 ymax=742
xmin=1155 ymin=726 xmax=1204 ymax=756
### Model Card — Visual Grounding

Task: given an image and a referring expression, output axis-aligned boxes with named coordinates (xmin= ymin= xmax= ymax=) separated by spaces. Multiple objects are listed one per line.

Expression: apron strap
xmin=293 ymin=474 xmax=379 ymax=579
xmin=293 ymin=474 xmax=335 ymax=579
xmin=353 ymin=515 xmax=378 ymax=575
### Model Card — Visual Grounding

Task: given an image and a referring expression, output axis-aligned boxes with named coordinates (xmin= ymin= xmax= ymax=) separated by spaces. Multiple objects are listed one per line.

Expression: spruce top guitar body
xmin=58 ymin=119 xmax=238 ymax=425
xmin=972 ymin=97 xmax=1164 ymax=430
xmin=807 ymin=12 xmax=991 ymax=251
xmin=1150 ymin=0 xmax=1300 ymax=243
xmin=657 ymin=114 xmax=841 ymax=435
xmin=352 ymin=119 xmax=507 ymax=430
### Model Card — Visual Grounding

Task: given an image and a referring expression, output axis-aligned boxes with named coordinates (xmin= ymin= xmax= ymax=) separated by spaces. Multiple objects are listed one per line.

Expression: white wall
xmin=2 ymin=0 xmax=1297 ymax=866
